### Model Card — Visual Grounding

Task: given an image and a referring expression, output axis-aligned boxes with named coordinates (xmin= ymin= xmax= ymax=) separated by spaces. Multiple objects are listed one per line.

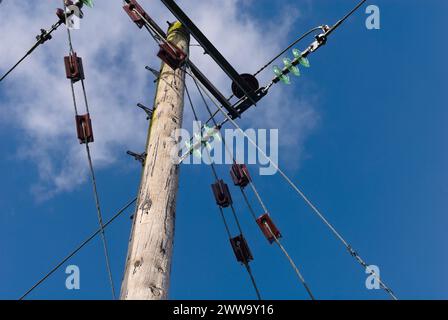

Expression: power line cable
xmin=19 ymin=197 xmax=137 ymax=300
xmin=327 ymin=0 xmax=368 ymax=37
xmin=239 ymin=187 xmax=315 ymax=300
xmin=253 ymin=26 xmax=324 ymax=77
xmin=0 ymin=20 xmax=64 ymax=83
xmin=184 ymin=79 xmax=262 ymax=300
xmin=63 ymin=6 xmax=116 ymax=299
xmin=187 ymin=0 xmax=369 ymax=133
xmin=189 ymin=71 xmax=315 ymax=300
xmin=0 ymin=2 xmax=87 ymax=84
xmin=264 ymin=220 xmax=315 ymax=300
xmin=187 ymin=69 xmax=398 ymax=300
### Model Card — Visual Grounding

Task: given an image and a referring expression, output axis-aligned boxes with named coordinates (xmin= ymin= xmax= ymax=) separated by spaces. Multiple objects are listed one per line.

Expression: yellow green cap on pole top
xmin=167 ymin=21 xmax=189 ymax=40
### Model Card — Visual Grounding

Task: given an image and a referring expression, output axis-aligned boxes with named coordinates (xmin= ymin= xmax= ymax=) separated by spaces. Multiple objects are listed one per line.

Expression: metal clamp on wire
xmin=36 ymin=29 xmax=53 ymax=45
xmin=123 ymin=0 xmax=150 ymax=29
xmin=211 ymin=180 xmax=233 ymax=208
xmin=75 ymin=114 xmax=94 ymax=144
xmin=64 ymin=52 xmax=85 ymax=83
xmin=230 ymin=164 xmax=251 ymax=188
xmin=257 ymin=214 xmax=282 ymax=244
xmin=57 ymin=0 xmax=87 ymax=24
xmin=309 ymin=26 xmax=331 ymax=53
xmin=230 ymin=235 xmax=254 ymax=264
xmin=157 ymin=41 xmax=188 ymax=70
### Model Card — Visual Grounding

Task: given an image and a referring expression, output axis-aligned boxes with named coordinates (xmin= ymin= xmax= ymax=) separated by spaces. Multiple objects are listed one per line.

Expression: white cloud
xmin=0 ymin=0 xmax=318 ymax=199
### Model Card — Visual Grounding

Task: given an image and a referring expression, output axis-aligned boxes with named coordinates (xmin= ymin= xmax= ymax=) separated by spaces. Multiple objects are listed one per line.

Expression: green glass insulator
xmin=292 ymin=48 xmax=302 ymax=59
xmin=273 ymin=65 xmax=282 ymax=76
xmin=299 ymin=57 xmax=310 ymax=68
xmin=82 ymin=0 xmax=94 ymax=8
xmin=193 ymin=149 xmax=202 ymax=158
xmin=194 ymin=133 xmax=203 ymax=143
xmin=204 ymin=125 xmax=213 ymax=137
xmin=291 ymin=65 xmax=301 ymax=76
xmin=185 ymin=141 xmax=194 ymax=155
xmin=214 ymin=133 xmax=222 ymax=142
xmin=292 ymin=48 xmax=310 ymax=67
xmin=205 ymin=142 xmax=212 ymax=151
xmin=281 ymin=75 xmax=291 ymax=84
xmin=283 ymin=57 xmax=300 ymax=77
xmin=273 ymin=65 xmax=291 ymax=84
xmin=205 ymin=126 xmax=221 ymax=142
xmin=283 ymin=57 xmax=292 ymax=68
xmin=187 ymin=139 xmax=202 ymax=158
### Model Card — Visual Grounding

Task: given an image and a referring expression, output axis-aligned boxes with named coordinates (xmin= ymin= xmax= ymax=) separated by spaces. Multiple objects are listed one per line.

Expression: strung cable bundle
xmin=184 ymin=81 xmax=262 ymax=300
xmin=62 ymin=0 xmax=116 ymax=299
xmin=184 ymin=69 xmax=398 ymax=300
xmin=187 ymin=71 xmax=315 ymax=300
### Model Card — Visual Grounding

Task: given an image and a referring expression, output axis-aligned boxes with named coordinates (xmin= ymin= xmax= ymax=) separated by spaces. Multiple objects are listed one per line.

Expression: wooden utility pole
xmin=120 ymin=22 xmax=189 ymax=300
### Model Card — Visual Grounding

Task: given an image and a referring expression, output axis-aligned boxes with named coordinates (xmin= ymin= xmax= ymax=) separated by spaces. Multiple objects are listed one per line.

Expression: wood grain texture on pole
xmin=120 ymin=22 xmax=189 ymax=300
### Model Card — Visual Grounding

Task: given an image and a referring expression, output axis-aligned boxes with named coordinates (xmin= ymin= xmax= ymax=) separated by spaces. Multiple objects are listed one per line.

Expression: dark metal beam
xmin=133 ymin=4 xmax=240 ymax=117
xmin=160 ymin=0 xmax=257 ymax=103
xmin=187 ymin=61 xmax=240 ymax=118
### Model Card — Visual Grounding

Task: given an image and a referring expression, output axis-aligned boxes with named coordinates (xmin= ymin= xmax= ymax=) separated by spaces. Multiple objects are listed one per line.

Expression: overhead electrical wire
xmin=0 ymin=21 xmax=63 ymax=83
xmin=190 ymin=0 xmax=369 ymax=133
xmin=7 ymin=0 xmax=395 ymax=300
xmin=253 ymin=26 xmax=324 ymax=77
xmin=179 ymin=23 xmax=326 ymax=147
xmin=240 ymin=186 xmax=316 ymax=301
xmin=0 ymin=2 xmax=86 ymax=84
xmin=326 ymin=0 xmax=368 ymax=37
xmin=19 ymin=197 xmax=137 ymax=300
xmin=253 ymin=0 xmax=368 ymax=79
xmin=188 ymin=70 xmax=315 ymax=300
xmin=169 ymin=3 xmax=390 ymax=299
xmin=63 ymin=2 xmax=116 ymax=299
xmin=186 ymin=69 xmax=398 ymax=300
xmin=184 ymin=79 xmax=262 ymax=300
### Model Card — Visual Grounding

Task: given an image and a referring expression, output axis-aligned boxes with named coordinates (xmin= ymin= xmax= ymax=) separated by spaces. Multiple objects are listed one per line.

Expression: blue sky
xmin=1 ymin=0 xmax=447 ymax=300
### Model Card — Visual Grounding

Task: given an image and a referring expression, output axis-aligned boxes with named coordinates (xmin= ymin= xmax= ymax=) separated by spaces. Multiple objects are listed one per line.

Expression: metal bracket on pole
xmin=127 ymin=150 xmax=147 ymax=165
xmin=124 ymin=0 xmax=240 ymax=118
xmin=145 ymin=66 xmax=161 ymax=81
xmin=136 ymin=103 xmax=154 ymax=120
